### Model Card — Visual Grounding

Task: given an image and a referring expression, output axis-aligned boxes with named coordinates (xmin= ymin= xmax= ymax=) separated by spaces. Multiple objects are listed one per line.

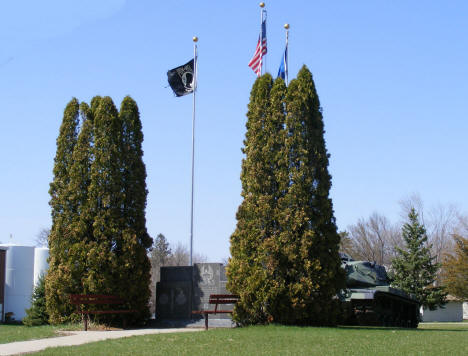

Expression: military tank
xmin=339 ymin=253 xmax=420 ymax=328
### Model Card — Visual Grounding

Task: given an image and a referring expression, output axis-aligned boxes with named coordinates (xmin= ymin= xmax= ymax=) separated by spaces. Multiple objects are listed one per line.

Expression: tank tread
xmin=344 ymin=291 xmax=419 ymax=328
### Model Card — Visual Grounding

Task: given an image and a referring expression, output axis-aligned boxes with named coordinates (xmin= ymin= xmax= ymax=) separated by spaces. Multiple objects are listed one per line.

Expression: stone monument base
xmin=156 ymin=263 xmax=233 ymax=322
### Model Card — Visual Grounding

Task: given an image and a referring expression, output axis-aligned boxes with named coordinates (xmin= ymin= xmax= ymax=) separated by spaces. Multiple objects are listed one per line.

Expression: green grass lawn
xmin=0 ymin=324 xmax=81 ymax=344
xmin=31 ymin=323 xmax=467 ymax=356
xmin=0 ymin=325 xmax=60 ymax=344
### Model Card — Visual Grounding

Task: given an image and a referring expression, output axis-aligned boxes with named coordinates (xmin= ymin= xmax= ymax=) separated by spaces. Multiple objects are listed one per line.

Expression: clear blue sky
xmin=1 ymin=1 xmax=467 ymax=261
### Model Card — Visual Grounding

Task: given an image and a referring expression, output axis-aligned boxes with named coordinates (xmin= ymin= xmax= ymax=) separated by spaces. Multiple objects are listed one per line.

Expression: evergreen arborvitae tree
xmin=227 ymin=74 xmax=286 ymax=325
xmin=117 ymin=96 xmax=153 ymax=323
xmin=392 ymin=208 xmax=447 ymax=310
xmin=276 ymin=66 xmax=344 ymax=325
xmin=254 ymin=77 xmax=291 ymax=323
xmin=46 ymin=96 xmax=152 ymax=325
xmin=228 ymin=67 xmax=344 ymax=326
xmin=84 ymin=96 xmax=123 ymax=300
xmin=57 ymin=102 xmax=95 ymax=318
xmin=82 ymin=96 xmax=152 ymax=324
xmin=46 ymin=98 xmax=80 ymax=323
xmin=24 ymin=274 xmax=49 ymax=326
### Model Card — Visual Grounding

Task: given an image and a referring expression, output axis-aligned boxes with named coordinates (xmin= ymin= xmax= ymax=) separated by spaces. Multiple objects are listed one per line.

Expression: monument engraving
xmin=156 ymin=263 xmax=233 ymax=320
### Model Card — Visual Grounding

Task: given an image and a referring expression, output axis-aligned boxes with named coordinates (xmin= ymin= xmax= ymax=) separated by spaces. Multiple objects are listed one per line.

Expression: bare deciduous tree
xmin=399 ymin=193 xmax=425 ymax=223
xmin=166 ymin=242 xmax=207 ymax=266
xmin=346 ymin=212 xmax=401 ymax=265
xmin=167 ymin=242 xmax=190 ymax=266
xmin=345 ymin=195 xmax=467 ymax=279
xmin=34 ymin=228 xmax=50 ymax=248
xmin=427 ymin=203 xmax=459 ymax=265
xmin=454 ymin=213 xmax=468 ymax=238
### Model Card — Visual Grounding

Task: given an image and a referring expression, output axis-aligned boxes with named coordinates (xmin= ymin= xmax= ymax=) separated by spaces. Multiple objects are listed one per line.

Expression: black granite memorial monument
xmin=156 ymin=263 xmax=232 ymax=320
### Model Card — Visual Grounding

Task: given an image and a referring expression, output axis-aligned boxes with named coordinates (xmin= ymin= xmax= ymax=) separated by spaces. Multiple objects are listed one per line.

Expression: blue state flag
xmin=277 ymin=46 xmax=288 ymax=80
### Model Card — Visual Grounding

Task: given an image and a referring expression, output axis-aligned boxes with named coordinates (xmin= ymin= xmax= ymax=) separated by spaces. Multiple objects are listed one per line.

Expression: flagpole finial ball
xmin=259 ymin=2 xmax=265 ymax=8
xmin=193 ymin=36 xmax=198 ymax=42
xmin=284 ymin=23 xmax=290 ymax=29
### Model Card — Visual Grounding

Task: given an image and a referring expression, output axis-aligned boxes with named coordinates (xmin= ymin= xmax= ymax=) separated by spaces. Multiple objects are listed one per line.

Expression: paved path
xmin=0 ymin=328 xmax=202 ymax=355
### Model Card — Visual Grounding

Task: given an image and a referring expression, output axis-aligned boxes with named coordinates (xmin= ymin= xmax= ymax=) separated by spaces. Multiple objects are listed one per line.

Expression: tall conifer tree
xmin=392 ymin=209 xmax=447 ymax=310
xmin=84 ymin=96 xmax=123 ymax=299
xmin=83 ymin=96 xmax=152 ymax=323
xmin=277 ymin=66 xmax=344 ymax=325
xmin=228 ymin=68 xmax=344 ymax=326
xmin=227 ymin=74 xmax=286 ymax=324
xmin=46 ymin=98 xmax=80 ymax=323
xmin=46 ymin=96 xmax=152 ymax=324
xmin=63 ymin=102 xmax=95 ymax=298
xmin=117 ymin=96 xmax=152 ymax=322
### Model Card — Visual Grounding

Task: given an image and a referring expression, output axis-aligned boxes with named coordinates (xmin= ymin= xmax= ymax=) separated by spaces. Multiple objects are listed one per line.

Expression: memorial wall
xmin=156 ymin=263 xmax=232 ymax=320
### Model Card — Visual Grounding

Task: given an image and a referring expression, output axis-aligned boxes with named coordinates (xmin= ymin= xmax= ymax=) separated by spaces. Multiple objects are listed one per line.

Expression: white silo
xmin=33 ymin=247 xmax=49 ymax=286
xmin=0 ymin=244 xmax=35 ymax=321
xmin=0 ymin=247 xmax=6 ymax=322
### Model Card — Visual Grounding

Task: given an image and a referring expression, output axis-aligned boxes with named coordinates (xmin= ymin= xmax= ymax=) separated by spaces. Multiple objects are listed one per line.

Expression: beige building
xmin=421 ymin=295 xmax=465 ymax=322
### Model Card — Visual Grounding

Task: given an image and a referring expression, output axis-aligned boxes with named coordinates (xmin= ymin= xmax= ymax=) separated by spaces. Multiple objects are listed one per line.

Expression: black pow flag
xmin=167 ymin=59 xmax=195 ymax=97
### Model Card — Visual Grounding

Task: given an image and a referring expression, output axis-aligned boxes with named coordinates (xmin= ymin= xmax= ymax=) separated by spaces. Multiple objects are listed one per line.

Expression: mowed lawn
xmin=31 ymin=323 xmax=468 ymax=356
xmin=0 ymin=323 xmax=82 ymax=344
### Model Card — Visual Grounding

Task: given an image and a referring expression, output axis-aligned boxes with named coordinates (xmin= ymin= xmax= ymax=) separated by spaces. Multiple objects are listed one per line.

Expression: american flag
xmin=248 ymin=18 xmax=267 ymax=76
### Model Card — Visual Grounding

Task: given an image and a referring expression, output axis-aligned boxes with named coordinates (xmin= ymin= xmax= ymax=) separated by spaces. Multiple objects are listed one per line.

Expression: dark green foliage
xmin=84 ymin=96 xmax=124 ymax=299
xmin=228 ymin=67 xmax=344 ymax=326
xmin=48 ymin=98 xmax=80 ymax=223
xmin=391 ymin=208 xmax=447 ymax=310
xmin=47 ymin=102 xmax=95 ymax=323
xmin=228 ymin=74 xmax=286 ymax=325
xmin=46 ymin=96 xmax=152 ymax=325
xmin=116 ymin=96 xmax=152 ymax=323
xmin=274 ymin=66 xmax=345 ymax=325
xmin=46 ymin=98 xmax=80 ymax=323
xmin=24 ymin=274 xmax=49 ymax=326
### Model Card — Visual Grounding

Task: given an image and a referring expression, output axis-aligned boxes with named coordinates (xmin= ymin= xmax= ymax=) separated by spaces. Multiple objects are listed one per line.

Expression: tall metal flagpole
xmin=190 ymin=36 xmax=198 ymax=266
xmin=284 ymin=23 xmax=289 ymax=86
xmin=260 ymin=2 xmax=266 ymax=75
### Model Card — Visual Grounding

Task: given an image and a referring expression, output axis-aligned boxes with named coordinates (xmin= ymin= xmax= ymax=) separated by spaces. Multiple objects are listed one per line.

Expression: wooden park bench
xmin=70 ymin=294 xmax=136 ymax=331
xmin=192 ymin=294 xmax=240 ymax=330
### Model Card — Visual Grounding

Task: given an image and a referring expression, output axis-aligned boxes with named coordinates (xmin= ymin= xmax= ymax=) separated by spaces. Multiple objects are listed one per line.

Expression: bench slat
xmin=70 ymin=294 xmax=123 ymax=299
xmin=70 ymin=294 xmax=125 ymax=305
xmin=209 ymin=294 xmax=239 ymax=298
xmin=192 ymin=310 xmax=233 ymax=314
xmin=81 ymin=310 xmax=136 ymax=315
xmin=209 ymin=299 xmax=238 ymax=304
xmin=72 ymin=300 xmax=125 ymax=305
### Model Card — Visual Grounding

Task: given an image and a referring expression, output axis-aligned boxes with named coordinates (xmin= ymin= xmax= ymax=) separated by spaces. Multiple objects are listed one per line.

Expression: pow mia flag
xmin=167 ymin=59 xmax=195 ymax=97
